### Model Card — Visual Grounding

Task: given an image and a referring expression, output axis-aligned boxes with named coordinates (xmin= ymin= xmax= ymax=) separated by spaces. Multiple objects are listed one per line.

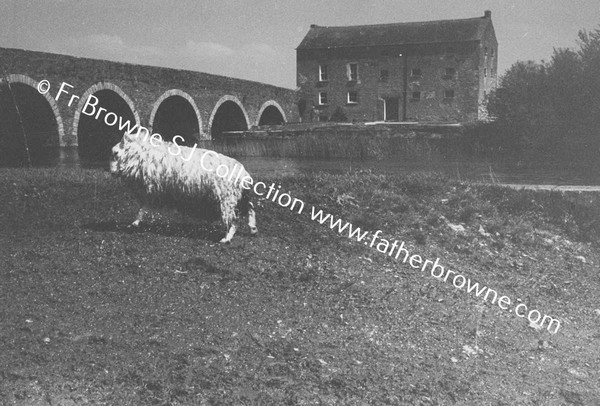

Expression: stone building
xmin=296 ymin=11 xmax=497 ymax=123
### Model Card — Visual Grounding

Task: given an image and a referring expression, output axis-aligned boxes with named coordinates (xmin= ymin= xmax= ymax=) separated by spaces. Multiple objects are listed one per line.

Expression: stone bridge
xmin=0 ymin=47 xmax=299 ymax=163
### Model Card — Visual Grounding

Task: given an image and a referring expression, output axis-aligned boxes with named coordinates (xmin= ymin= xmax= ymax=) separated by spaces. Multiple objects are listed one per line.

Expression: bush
xmin=329 ymin=107 xmax=348 ymax=123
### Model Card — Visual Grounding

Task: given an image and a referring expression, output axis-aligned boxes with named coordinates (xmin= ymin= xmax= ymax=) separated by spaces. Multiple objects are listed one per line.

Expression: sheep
xmin=109 ymin=130 xmax=257 ymax=243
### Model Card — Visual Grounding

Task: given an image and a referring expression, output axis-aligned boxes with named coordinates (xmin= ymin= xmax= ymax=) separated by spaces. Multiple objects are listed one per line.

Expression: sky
xmin=0 ymin=0 xmax=599 ymax=89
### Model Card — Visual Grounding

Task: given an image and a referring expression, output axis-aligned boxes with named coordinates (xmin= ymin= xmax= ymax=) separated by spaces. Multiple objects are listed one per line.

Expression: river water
xmin=239 ymin=156 xmax=600 ymax=185
xmin=6 ymin=146 xmax=600 ymax=186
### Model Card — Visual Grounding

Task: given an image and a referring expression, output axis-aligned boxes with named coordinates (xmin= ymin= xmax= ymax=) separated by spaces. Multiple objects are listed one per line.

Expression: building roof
xmin=297 ymin=12 xmax=493 ymax=50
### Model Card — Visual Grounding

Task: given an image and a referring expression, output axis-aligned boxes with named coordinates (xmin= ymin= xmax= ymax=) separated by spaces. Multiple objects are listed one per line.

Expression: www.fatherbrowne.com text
xmin=306 ymin=206 xmax=561 ymax=334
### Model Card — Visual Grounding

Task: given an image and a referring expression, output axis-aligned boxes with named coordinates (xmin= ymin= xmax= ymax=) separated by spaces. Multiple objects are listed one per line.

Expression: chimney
xmin=310 ymin=24 xmax=317 ymax=28
xmin=484 ymin=10 xmax=491 ymax=18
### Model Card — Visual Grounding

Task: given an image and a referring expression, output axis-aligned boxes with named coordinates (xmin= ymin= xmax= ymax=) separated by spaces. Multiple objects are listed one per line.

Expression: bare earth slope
xmin=0 ymin=168 xmax=599 ymax=405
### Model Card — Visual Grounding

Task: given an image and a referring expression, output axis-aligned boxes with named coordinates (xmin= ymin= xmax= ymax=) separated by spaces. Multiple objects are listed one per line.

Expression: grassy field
xmin=1 ymin=167 xmax=599 ymax=405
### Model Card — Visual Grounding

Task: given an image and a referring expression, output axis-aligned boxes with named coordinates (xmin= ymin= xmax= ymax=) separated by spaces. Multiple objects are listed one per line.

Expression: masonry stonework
xmin=297 ymin=11 xmax=498 ymax=124
xmin=0 ymin=47 xmax=298 ymax=149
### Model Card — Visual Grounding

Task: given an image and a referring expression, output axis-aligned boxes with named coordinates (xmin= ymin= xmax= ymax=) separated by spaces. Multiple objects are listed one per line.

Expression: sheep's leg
xmin=219 ymin=200 xmax=238 ymax=243
xmin=131 ymin=206 xmax=148 ymax=227
xmin=248 ymin=202 xmax=258 ymax=235
xmin=220 ymin=223 xmax=237 ymax=243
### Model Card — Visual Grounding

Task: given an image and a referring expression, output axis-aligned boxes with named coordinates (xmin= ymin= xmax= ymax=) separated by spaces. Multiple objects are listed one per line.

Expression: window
xmin=318 ymin=64 xmax=328 ymax=82
xmin=484 ymin=47 xmax=488 ymax=56
xmin=380 ymin=69 xmax=389 ymax=82
xmin=318 ymin=92 xmax=328 ymax=105
xmin=484 ymin=68 xmax=488 ymax=78
xmin=444 ymin=67 xmax=456 ymax=79
xmin=444 ymin=89 xmax=455 ymax=99
xmin=411 ymin=91 xmax=421 ymax=101
xmin=483 ymin=90 xmax=487 ymax=98
xmin=347 ymin=63 xmax=359 ymax=81
xmin=411 ymin=68 xmax=422 ymax=77
xmin=491 ymin=48 xmax=495 ymax=57
xmin=347 ymin=91 xmax=359 ymax=104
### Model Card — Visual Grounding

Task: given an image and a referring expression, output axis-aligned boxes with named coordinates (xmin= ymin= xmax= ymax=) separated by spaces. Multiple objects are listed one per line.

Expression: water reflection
xmin=3 ymin=146 xmax=600 ymax=186
xmin=238 ymin=156 xmax=599 ymax=186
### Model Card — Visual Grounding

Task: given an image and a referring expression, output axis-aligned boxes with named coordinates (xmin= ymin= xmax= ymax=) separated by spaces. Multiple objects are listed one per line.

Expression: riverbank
xmin=1 ymin=167 xmax=599 ymax=404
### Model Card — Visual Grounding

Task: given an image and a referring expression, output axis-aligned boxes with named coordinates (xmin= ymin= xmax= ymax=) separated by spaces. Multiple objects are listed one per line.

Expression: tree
xmin=487 ymin=61 xmax=555 ymax=151
xmin=577 ymin=28 xmax=600 ymax=133
xmin=486 ymin=25 xmax=600 ymax=157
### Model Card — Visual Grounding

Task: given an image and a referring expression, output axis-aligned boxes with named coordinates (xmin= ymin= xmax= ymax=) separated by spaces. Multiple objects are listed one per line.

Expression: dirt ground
xmin=0 ymin=167 xmax=599 ymax=405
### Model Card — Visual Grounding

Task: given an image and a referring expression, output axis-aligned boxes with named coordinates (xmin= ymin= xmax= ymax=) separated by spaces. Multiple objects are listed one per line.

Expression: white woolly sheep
xmin=109 ymin=131 xmax=257 ymax=243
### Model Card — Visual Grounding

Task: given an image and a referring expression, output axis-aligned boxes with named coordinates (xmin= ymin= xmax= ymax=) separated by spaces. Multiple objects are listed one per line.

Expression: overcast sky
xmin=1 ymin=0 xmax=599 ymax=88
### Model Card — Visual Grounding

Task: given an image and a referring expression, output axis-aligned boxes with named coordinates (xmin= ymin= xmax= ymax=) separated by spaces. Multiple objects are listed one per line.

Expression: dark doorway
xmin=0 ymin=82 xmax=60 ymax=166
xmin=210 ymin=101 xmax=248 ymax=140
xmin=152 ymin=96 xmax=199 ymax=146
xmin=258 ymin=105 xmax=285 ymax=126
xmin=77 ymin=89 xmax=135 ymax=162
xmin=384 ymin=97 xmax=399 ymax=121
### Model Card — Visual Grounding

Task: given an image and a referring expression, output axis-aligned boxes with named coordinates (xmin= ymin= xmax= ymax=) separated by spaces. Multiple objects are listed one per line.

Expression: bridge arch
xmin=208 ymin=95 xmax=249 ymax=139
xmin=256 ymin=100 xmax=286 ymax=126
xmin=73 ymin=82 xmax=140 ymax=161
xmin=0 ymin=74 xmax=64 ymax=165
xmin=149 ymin=89 xmax=205 ymax=145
